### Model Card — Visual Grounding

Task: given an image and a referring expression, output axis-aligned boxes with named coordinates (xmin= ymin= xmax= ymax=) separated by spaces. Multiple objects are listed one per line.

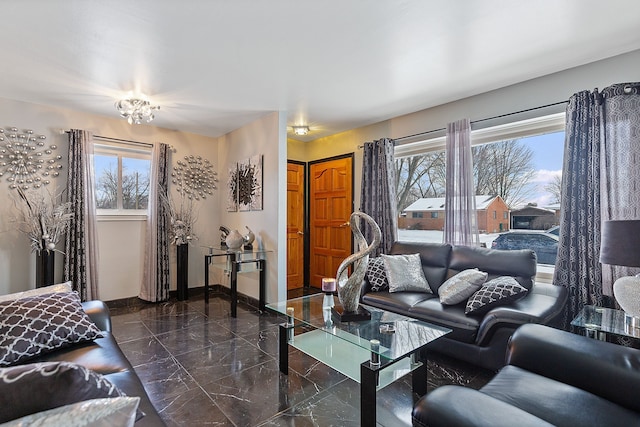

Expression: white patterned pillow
xmin=4 ymin=397 xmax=140 ymax=427
xmin=366 ymin=257 xmax=389 ymax=292
xmin=0 ymin=291 xmax=103 ymax=366
xmin=382 ymin=253 xmax=432 ymax=293
xmin=0 ymin=361 xmax=136 ymax=423
xmin=465 ymin=276 xmax=528 ymax=315
xmin=438 ymin=269 xmax=488 ymax=305
xmin=0 ymin=281 xmax=72 ymax=303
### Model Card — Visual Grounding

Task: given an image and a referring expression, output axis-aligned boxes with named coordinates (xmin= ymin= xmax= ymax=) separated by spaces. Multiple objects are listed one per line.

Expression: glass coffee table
xmin=267 ymin=293 xmax=451 ymax=427
xmin=571 ymin=305 xmax=640 ymax=340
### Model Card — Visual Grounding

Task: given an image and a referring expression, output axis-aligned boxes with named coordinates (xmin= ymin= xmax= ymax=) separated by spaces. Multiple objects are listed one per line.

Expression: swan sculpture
xmin=335 ymin=211 xmax=382 ymax=313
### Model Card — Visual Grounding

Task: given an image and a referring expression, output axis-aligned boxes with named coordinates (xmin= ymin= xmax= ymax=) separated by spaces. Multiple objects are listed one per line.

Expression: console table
xmin=267 ymin=294 xmax=451 ymax=427
xmin=204 ymin=246 xmax=270 ymax=317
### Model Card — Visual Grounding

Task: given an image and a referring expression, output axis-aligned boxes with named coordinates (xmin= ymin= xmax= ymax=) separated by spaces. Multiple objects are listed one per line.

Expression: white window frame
xmin=93 ymin=139 xmax=152 ymax=220
xmin=394 ymin=112 xmax=566 ymax=284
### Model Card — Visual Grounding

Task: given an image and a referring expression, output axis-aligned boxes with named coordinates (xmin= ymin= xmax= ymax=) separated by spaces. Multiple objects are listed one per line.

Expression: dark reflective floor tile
xmin=215 ymin=309 xmax=282 ymax=335
xmin=155 ymin=387 xmax=234 ymax=427
xmin=241 ymin=324 xmax=280 ymax=357
xmin=258 ymin=388 xmax=360 ymax=427
xmin=118 ymin=336 xmax=172 ymax=367
xmin=133 ymin=357 xmax=198 ymax=402
xmin=110 ymin=312 xmax=153 ymax=343
xmin=202 ymin=360 xmax=321 ymax=427
xmin=156 ymin=321 xmax=236 ymax=356
xmin=142 ymin=310 xmax=209 ymax=335
xmin=287 ymin=348 xmax=349 ymax=390
xmin=175 ymin=336 xmax=274 ymax=384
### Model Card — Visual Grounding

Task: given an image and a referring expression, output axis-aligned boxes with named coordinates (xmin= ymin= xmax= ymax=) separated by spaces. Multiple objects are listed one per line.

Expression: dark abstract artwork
xmin=227 ymin=154 xmax=263 ymax=212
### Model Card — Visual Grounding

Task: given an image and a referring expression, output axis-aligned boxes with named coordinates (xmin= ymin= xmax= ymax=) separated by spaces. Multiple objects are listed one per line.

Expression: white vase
xmin=225 ymin=229 xmax=244 ymax=250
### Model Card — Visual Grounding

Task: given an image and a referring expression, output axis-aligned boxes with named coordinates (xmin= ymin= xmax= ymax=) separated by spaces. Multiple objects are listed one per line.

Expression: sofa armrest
xmin=412 ymin=385 xmax=553 ymax=427
xmin=81 ymin=300 xmax=112 ymax=332
xmin=507 ymin=323 xmax=640 ymax=413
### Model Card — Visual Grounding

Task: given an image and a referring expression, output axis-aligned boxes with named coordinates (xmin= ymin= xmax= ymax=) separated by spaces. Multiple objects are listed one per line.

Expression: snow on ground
xmin=397 ymin=229 xmax=500 ymax=247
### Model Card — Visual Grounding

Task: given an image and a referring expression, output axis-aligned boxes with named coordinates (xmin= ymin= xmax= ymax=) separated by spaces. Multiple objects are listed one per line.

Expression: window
xmin=395 ymin=113 xmax=565 ymax=277
xmin=431 ymin=212 xmax=438 ymax=218
xmin=412 ymin=212 xmax=423 ymax=218
xmin=93 ymin=140 xmax=152 ymax=216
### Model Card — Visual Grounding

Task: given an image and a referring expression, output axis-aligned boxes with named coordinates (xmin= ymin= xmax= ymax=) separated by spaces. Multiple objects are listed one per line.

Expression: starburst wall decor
xmin=0 ymin=127 xmax=63 ymax=190
xmin=171 ymin=155 xmax=217 ymax=200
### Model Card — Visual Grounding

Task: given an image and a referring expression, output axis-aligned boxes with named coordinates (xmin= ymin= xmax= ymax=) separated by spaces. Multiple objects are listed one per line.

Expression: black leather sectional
xmin=361 ymin=241 xmax=568 ymax=371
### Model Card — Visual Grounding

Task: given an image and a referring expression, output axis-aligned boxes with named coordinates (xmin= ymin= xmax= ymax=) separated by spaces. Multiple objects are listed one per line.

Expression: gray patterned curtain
xmin=554 ymin=82 xmax=640 ymax=330
xmin=360 ymin=138 xmax=397 ymax=255
xmin=444 ymin=118 xmax=480 ymax=246
xmin=64 ymin=130 xmax=99 ymax=301
xmin=139 ymin=143 xmax=171 ymax=302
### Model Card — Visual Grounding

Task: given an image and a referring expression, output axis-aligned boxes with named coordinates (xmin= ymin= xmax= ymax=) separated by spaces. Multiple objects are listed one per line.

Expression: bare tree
xmin=95 ymin=165 xmax=149 ymax=209
xmin=544 ymin=174 xmax=563 ymax=204
xmin=395 ymin=152 xmax=445 ymax=212
xmin=472 ymin=140 xmax=536 ymax=208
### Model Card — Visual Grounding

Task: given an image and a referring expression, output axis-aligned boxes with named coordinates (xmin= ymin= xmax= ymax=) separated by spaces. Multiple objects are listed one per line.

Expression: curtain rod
xmin=358 ymin=100 xmax=568 ymax=148
xmin=64 ymin=131 xmax=154 ymax=148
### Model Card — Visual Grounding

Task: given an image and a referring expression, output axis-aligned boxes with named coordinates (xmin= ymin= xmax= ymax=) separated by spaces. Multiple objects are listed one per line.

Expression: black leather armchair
xmin=412 ymin=323 xmax=640 ymax=426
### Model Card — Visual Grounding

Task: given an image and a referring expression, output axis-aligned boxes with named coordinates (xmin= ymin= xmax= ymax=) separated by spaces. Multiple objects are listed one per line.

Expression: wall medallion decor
xmin=0 ymin=127 xmax=63 ymax=190
xmin=227 ymin=154 xmax=263 ymax=212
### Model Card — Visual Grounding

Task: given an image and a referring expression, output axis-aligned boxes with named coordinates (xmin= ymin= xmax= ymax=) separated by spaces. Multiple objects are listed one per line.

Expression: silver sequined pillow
xmin=381 ymin=253 xmax=432 ymax=293
xmin=0 ymin=291 xmax=103 ymax=366
xmin=438 ymin=269 xmax=488 ymax=305
xmin=366 ymin=257 xmax=389 ymax=292
xmin=465 ymin=276 xmax=528 ymax=315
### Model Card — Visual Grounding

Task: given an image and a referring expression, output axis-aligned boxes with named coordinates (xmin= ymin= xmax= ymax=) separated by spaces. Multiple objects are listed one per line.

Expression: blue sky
xmin=521 ymin=130 xmax=564 ymax=207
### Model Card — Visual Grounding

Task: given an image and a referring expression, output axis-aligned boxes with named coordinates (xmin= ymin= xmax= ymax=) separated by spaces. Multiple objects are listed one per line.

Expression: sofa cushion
xmin=5 ymin=397 xmax=140 ymax=427
xmin=0 ymin=361 xmax=133 ymax=423
xmin=0 ymin=292 xmax=103 ymax=366
xmin=408 ymin=299 xmax=480 ymax=343
xmin=465 ymin=277 xmax=528 ymax=315
xmin=0 ymin=281 xmax=72 ymax=303
xmin=438 ymin=269 xmax=488 ymax=305
xmin=390 ymin=242 xmax=452 ymax=290
xmin=366 ymin=257 xmax=389 ymax=292
xmin=382 ymin=253 xmax=432 ymax=293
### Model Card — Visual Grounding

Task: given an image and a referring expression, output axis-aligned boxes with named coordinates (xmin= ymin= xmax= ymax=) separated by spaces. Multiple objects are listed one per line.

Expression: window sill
xmin=97 ymin=214 xmax=148 ymax=222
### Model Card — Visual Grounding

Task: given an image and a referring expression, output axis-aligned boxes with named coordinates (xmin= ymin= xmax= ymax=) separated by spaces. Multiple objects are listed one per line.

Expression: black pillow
xmin=465 ymin=276 xmax=528 ymax=315
xmin=0 ymin=361 xmax=140 ymax=423
xmin=366 ymin=257 xmax=389 ymax=292
xmin=0 ymin=291 xmax=103 ymax=367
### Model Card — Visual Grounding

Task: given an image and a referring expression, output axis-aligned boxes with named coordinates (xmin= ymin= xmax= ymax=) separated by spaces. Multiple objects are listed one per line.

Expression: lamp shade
xmin=600 ymin=220 xmax=640 ymax=268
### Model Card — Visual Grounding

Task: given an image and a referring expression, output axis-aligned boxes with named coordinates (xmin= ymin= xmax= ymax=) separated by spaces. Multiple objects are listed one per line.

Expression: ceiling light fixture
xmin=292 ymin=126 xmax=310 ymax=136
xmin=114 ymin=98 xmax=160 ymax=125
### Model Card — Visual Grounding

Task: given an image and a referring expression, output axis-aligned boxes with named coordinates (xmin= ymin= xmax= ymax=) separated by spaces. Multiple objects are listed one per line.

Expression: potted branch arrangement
xmin=13 ymin=187 xmax=73 ymax=287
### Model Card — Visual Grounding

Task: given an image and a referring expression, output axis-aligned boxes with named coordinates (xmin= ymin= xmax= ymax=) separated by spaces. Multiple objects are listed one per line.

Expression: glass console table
xmin=571 ymin=305 xmax=640 ymax=340
xmin=267 ymin=294 xmax=451 ymax=427
xmin=204 ymin=246 xmax=271 ymax=317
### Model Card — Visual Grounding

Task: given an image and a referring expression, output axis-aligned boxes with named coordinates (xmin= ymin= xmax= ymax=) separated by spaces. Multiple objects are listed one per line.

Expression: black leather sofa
xmin=412 ymin=323 xmax=640 ymax=426
xmin=361 ymin=241 xmax=568 ymax=371
xmin=26 ymin=300 xmax=165 ymax=426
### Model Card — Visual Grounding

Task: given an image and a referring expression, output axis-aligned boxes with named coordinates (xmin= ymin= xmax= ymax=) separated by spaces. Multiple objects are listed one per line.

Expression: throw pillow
xmin=438 ymin=269 xmax=488 ymax=305
xmin=3 ymin=397 xmax=140 ymax=427
xmin=0 ymin=281 xmax=72 ymax=303
xmin=465 ymin=276 xmax=528 ymax=315
xmin=381 ymin=253 xmax=432 ymax=293
xmin=366 ymin=257 xmax=389 ymax=292
xmin=0 ymin=291 xmax=103 ymax=367
xmin=0 ymin=361 xmax=140 ymax=423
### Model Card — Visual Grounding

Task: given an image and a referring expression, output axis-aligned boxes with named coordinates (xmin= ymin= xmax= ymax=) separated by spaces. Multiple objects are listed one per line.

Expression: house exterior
xmin=399 ymin=195 xmax=510 ymax=233
xmin=510 ymin=205 xmax=560 ymax=230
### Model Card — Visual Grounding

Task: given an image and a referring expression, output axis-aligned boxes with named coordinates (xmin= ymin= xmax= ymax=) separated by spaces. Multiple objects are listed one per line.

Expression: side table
xmin=571 ymin=305 xmax=640 ymax=340
xmin=204 ymin=246 xmax=270 ymax=317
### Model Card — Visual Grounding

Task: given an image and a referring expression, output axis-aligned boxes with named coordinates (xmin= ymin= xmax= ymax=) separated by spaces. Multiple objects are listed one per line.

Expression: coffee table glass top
xmin=268 ymin=293 xmax=451 ymax=361
xmin=571 ymin=305 xmax=640 ymax=339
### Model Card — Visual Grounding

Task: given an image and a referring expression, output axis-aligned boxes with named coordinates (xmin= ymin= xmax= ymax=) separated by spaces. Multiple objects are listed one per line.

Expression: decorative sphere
xmin=47 ymin=242 xmax=56 ymax=250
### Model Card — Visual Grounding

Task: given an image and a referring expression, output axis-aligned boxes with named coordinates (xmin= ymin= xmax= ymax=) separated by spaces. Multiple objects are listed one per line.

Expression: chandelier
xmin=114 ymin=98 xmax=160 ymax=125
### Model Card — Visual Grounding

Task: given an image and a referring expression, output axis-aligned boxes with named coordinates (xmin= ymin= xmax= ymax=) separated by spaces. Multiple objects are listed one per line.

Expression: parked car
xmin=491 ymin=231 xmax=559 ymax=265
xmin=546 ymin=225 xmax=560 ymax=236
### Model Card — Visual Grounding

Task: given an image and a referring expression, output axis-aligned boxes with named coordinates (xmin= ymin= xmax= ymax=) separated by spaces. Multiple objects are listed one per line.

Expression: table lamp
xmin=599 ymin=220 xmax=640 ymax=320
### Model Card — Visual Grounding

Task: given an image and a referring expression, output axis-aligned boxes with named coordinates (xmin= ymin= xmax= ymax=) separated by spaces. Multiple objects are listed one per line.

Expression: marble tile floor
xmin=110 ymin=295 xmax=494 ymax=426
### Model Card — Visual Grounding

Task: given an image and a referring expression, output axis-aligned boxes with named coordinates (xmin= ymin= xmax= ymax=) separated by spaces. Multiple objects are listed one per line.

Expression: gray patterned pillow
xmin=4 ymin=397 xmax=140 ymax=427
xmin=0 ymin=291 xmax=103 ymax=367
xmin=438 ymin=269 xmax=488 ymax=305
xmin=0 ymin=281 xmax=72 ymax=303
xmin=0 ymin=361 xmax=133 ymax=423
xmin=381 ymin=253 xmax=432 ymax=293
xmin=465 ymin=276 xmax=528 ymax=315
xmin=366 ymin=257 xmax=389 ymax=292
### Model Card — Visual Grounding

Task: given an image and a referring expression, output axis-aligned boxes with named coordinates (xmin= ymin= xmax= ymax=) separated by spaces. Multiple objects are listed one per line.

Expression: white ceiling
xmin=1 ymin=0 xmax=639 ymax=141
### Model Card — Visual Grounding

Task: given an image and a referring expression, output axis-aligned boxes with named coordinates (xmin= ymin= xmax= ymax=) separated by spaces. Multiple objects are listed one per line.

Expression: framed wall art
xmin=227 ymin=154 xmax=263 ymax=212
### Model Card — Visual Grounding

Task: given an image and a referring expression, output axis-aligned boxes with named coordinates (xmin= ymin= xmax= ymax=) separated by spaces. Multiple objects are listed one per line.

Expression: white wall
xmin=0 ymin=97 xmax=219 ymax=300
xmin=217 ymin=112 xmax=287 ymax=304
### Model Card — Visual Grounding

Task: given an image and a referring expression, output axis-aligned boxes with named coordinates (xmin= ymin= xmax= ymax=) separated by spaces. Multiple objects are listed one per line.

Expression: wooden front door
xmin=309 ymin=155 xmax=353 ymax=288
xmin=287 ymin=161 xmax=305 ymax=290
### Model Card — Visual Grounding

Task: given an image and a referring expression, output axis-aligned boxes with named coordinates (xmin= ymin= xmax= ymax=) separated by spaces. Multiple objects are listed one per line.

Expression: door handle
xmin=297 ymin=231 xmax=304 ymax=235
xmin=340 ymin=222 xmax=350 ymax=227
